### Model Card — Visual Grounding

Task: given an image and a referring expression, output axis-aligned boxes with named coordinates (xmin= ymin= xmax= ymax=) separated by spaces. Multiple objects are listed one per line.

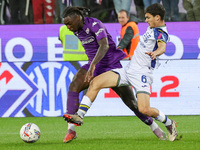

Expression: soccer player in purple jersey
xmin=62 ymin=6 xmax=168 ymax=143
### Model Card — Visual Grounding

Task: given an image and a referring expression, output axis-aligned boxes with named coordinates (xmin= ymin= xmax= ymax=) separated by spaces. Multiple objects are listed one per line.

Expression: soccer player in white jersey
xmin=64 ymin=3 xmax=178 ymax=141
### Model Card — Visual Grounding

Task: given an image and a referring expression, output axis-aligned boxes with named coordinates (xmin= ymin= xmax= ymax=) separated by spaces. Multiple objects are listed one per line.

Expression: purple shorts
xmin=82 ymin=61 xmax=123 ymax=77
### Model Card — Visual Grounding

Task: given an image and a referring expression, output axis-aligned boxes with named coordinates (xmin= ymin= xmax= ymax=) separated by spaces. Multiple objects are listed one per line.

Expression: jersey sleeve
xmin=154 ymin=28 xmax=169 ymax=44
xmin=90 ymin=20 xmax=107 ymax=42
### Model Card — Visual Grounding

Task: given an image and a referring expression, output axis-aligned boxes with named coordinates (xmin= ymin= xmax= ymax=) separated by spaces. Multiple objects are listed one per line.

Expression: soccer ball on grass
xmin=20 ymin=123 xmax=40 ymax=143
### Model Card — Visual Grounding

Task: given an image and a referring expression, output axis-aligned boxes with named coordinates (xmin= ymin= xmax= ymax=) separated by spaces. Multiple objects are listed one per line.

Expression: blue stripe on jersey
xmin=151 ymin=28 xmax=169 ymax=68
xmin=151 ymin=58 xmax=156 ymax=68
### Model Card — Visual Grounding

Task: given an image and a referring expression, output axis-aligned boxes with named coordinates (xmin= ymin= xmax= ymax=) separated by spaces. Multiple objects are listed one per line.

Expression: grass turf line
xmin=0 ymin=116 xmax=199 ymax=150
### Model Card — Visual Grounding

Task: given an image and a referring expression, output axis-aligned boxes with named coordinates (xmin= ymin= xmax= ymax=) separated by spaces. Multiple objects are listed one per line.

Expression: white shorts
xmin=112 ymin=67 xmax=153 ymax=95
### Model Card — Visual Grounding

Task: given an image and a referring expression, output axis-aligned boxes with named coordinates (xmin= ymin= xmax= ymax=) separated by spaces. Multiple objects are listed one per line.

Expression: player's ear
xmin=155 ymin=15 xmax=160 ymax=21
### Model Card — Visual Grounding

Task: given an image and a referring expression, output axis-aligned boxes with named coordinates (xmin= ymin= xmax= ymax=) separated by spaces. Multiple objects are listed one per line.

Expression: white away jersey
xmin=126 ymin=26 xmax=169 ymax=75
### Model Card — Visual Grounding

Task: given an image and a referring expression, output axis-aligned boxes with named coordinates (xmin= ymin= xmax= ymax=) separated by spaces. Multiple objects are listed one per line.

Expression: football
xmin=20 ymin=123 xmax=41 ymax=143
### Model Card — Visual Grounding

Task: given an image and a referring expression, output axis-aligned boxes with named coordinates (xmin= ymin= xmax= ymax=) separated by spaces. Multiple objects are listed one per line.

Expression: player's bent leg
xmin=66 ymin=68 xmax=90 ymax=115
xmin=137 ymin=93 xmax=178 ymax=141
xmin=63 ymin=68 xmax=89 ymax=143
xmin=68 ymin=67 xmax=90 ymax=93
xmin=112 ymin=86 xmax=154 ymax=125
xmin=86 ymin=71 xmax=119 ymax=102
xmin=137 ymin=93 xmax=159 ymax=118
xmin=64 ymin=71 xmax=120 ymax=127
xmin=113 ymin=86 xmax=168 ymax=140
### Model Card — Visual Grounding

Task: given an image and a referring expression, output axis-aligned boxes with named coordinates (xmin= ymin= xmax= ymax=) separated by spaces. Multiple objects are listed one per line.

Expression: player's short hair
xmin=145 ymin=3 xmax=165 ymax=20
xmin=118 ymin=9 xmax=130 ymax=18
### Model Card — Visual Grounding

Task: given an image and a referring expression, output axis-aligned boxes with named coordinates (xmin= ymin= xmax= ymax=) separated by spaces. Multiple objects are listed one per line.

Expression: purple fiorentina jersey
xmin=74 ymin=17 xmax=126 ymax=66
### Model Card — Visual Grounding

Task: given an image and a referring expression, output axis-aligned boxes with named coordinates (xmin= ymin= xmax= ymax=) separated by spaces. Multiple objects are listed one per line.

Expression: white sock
xmin=77 ymin=95 xmax=92 ymax=118
xmin=164 ymin=116 xmax=172 ymax=126
xmin=68 ymin=123 xmax=75 ymax=131
xmin=155 ymin=111 xmax=166 ymax=122
xmin=149 ymin=121 xmax=159 ymax=131
xmin=155 ymin=111 xmax=172 ymax=126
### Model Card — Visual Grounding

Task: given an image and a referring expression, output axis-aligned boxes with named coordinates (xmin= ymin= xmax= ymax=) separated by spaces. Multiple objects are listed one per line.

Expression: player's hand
xmin=84 ymin=64 xmax=95 ymax=82
xmin=145 ymin=51 xmax=156 ymax=60
xmin=117 ymin=46 xmax=122 ymax=50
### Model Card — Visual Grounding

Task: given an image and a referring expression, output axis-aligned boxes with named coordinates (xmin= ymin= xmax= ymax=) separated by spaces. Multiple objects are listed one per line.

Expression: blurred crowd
xmin=0 ymin=0 xmax=199 ymax=25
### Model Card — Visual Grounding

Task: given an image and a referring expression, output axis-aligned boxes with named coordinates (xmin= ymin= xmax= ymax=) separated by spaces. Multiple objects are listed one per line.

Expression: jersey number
xmin=141 ymin=75 xmax=147 ymax=83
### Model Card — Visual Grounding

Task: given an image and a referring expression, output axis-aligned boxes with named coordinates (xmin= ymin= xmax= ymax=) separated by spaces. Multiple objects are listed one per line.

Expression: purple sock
xmin=134 ymin=109 xmax=153 ymax=125
xmin=67 ymin=91 xmax=79 ymax=114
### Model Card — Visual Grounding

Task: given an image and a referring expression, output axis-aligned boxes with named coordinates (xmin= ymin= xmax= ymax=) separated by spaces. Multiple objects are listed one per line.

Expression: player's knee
xmin=69 ymin=81 xmax=82 ymax=92
xmin=89 ymin=79 xmax=101 ymax=91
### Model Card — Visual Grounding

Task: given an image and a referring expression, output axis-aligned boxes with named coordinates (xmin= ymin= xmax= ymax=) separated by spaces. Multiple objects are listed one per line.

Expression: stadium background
xmin=1 ymin=22 xmax=200 ymax=117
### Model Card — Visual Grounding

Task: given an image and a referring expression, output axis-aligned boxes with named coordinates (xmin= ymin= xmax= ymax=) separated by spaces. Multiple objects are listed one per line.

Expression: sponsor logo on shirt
xmin=81 ymin=36 xmax=95 ymax=45
xmin=142 ymin=85 xmax=147 ymax=88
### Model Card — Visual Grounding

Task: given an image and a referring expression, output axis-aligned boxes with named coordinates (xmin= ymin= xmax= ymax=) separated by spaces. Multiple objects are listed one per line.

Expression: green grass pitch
xmin=0 ymin=115 xmax=199 ymax=150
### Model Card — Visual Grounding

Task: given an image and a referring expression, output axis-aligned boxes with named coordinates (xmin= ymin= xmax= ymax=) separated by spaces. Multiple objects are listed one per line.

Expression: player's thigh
xmin=90 ymin=71 xmax=119 ymax=90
